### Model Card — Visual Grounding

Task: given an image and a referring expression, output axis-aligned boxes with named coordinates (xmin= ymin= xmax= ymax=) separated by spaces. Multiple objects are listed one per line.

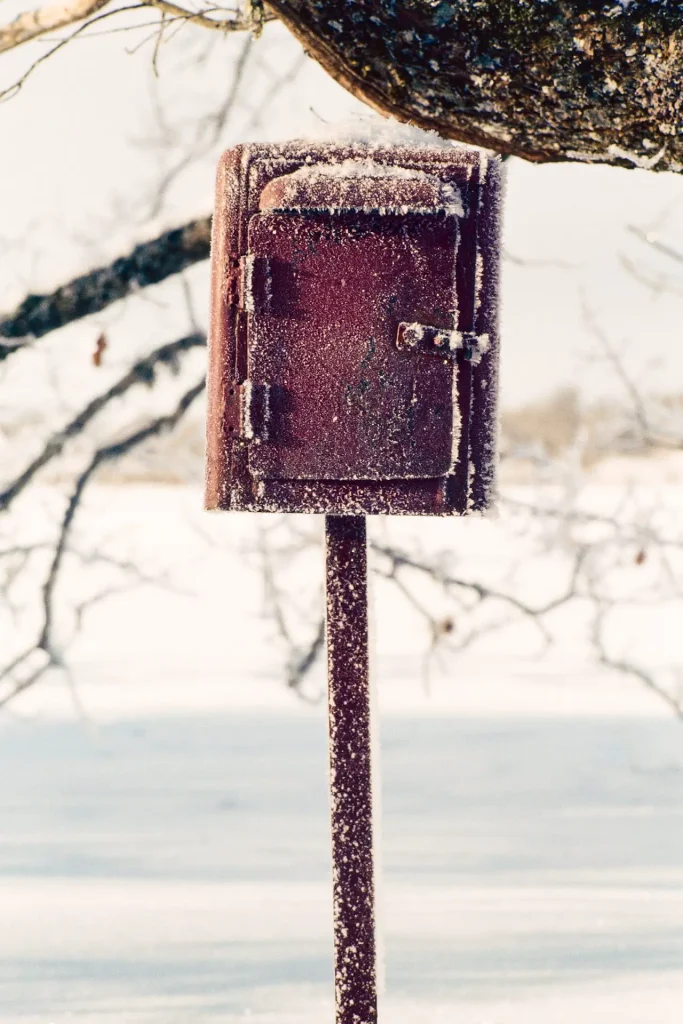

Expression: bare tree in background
xmin=1 ymin=1 xmax=682 ymax=713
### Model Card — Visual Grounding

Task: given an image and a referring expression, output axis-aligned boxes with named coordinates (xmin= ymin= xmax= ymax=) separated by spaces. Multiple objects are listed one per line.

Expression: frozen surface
xmin=1 ymin=713 xmax=683 ymax=1023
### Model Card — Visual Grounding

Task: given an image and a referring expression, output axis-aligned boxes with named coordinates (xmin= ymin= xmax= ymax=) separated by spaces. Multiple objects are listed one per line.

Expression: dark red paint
xmin=325 ymin=514 xmax=376 ymax=1024
xmin=206 ymin=140 xmax=503 ymax=1024
xmin=205 ymin=141 xmax=502 ymax=516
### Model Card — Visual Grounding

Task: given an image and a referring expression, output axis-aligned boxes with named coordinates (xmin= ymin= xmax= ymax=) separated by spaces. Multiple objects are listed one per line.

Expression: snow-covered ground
xmin=1 ymin=484 xmax=683 ymax=1022
xmin=2 ymin=711 xmax=683 ymax=1023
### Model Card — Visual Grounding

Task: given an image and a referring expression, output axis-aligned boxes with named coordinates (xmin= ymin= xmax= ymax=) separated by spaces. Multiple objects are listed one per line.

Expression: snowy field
xmin=1 ymin=484 xmax=683 ymax=1023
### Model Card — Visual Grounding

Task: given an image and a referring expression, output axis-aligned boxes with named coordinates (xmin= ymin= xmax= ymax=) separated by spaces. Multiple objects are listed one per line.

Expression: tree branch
xmin=0 ymin=374 xmax=206 ymax=708
xmin=629 ymin=224 xmax=683 ymax=265
xmin=0 ymin=0 xmax=271 ymax=57
xmin=0 ymin=331 xmax=206 ymax=512
xmin=265 ymin=0 xmax=683 ymax=172
xmin=0 ymin=0 xmax=112 ymax=55
xmin=591 ymin=600 xmax=683 ymax=719
xmin=372 ymin=540 xmax=584 ymax=630
xmin=143 ymin=0 xmax=274 ymax=33
xmin=0 ymin=218 xmax=211 ymax=350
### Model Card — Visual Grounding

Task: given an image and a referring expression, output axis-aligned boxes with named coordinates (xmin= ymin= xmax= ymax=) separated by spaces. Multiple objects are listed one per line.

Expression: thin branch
xmin=145 ymin=33 xmax=252 ymax=217
xmin=503 ymin=249 xmax=579 ymax=270
xmin=581 ymin=300 xmax=652 ymax=443
xmin=581 ymin=299 xmax=683 ymax=451
xmin=591 ymin=601 xmax=683 ymax=720
xmin=257 ymin=522 xmax=325 ymax=701
xmin=628 ymin=225 xmax=683 ymax=266
xmin=0 ymin=218 xmax=211 ymax=348
xmin=0 ymin=4 xmax=147 ymax=101
xmin=620 ymin=254 xmax=683 ymax=299
xmin=0 ymin=0 xmax=113 ymax=54
xmin=0 ymin=331 xmax=205 ymax=512
xmin=371 ymin=541 xmax=583 ymax=629
xmin=143 ymin=0 xmax=273 ymax=33
xmin=286 ymin=616 xmax=325 ymax=700
xmin=0 ymin=0 xmax=272 ymax=58
xmin=0 ymin=375 xmax=206 ymax=708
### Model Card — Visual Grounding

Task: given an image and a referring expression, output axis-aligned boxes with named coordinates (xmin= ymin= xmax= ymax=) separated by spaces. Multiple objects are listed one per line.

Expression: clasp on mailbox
xmin=238 ymin=255 xmax=272 ymax=314
xmin=396 ymin=322 xmax=490 ymax=365
xmin=225 ymin=380 xmax=271 ymax=441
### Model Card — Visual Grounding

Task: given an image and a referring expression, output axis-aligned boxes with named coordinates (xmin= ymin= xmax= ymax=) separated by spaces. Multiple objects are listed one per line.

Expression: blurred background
xmin=1 ymin=7 xmax=683 ymax=1022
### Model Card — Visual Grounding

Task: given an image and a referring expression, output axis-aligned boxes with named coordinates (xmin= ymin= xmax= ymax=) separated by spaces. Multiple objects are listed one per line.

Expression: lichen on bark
xmin=266 ymin=0 xmax=683 ymax=172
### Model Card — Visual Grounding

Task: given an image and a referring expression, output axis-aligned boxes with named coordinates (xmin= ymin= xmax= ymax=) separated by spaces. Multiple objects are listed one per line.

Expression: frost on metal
xmin=204 ymin=135 xmax=504 ymax=1024
xmin=325 ymin=515 xmax=377 ymax=1024
xmin=205 ymin=140 xmax=503 ymax=517
xmin=396 ymin=321 xmax=489 ymax=363
xmin=240 ymin=380 xmax=270 ymax=442
xmin=260 ymin=158 xmax=465 ymax=217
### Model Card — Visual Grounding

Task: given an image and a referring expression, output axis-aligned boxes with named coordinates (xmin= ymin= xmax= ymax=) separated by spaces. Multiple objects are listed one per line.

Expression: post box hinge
xmin=396 ymin=322 xmax=490 ymax=365
xmin=225 ymin=380 xmax=271 ymax=442
xmin=238 ymin=254 xmax=272 ymax=314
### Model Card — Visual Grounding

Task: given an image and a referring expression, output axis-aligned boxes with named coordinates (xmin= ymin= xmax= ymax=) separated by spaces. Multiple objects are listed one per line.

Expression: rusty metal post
xmin=325 ymin=514 xmax=377 ymax=1024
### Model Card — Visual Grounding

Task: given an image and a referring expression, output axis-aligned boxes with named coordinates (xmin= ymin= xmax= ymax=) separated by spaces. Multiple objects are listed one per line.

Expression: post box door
xmin=246 ymin=211 xmax=460 ymax=482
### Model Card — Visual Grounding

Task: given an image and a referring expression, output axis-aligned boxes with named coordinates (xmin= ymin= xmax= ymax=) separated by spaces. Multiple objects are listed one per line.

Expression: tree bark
xmin=266 ymin=0 xmax=683 ymax=173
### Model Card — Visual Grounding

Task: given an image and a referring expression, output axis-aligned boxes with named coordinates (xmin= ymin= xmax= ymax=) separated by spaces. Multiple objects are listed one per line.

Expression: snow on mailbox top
xmin=259 ymin=159 xmax=465 ymax=217
xmin=205 ymin=139 xmax=502 ymax=518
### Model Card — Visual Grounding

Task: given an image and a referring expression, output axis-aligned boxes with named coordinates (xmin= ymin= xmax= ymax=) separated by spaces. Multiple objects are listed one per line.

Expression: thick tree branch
xmin=0 ymin=218 xmax=210 ymax=349
xmin=265 ymin=0 xmax=683 ymax=172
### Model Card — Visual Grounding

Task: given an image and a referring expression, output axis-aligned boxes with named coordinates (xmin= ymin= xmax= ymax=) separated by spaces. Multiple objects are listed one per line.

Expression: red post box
xmin=206 ymin=141 xmax=502 ymax=516
xmin=205 ymin=138 xmax=503 ymax=1024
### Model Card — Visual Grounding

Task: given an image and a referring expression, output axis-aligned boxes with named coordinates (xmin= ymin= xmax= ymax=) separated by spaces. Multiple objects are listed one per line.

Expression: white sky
xmin=1 ymin=12 xmax=682 ymax=409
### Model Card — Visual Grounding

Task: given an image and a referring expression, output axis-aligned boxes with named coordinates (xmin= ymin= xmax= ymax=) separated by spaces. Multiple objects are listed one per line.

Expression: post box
xmin=206 ymin=141 xmax=502 ymax=516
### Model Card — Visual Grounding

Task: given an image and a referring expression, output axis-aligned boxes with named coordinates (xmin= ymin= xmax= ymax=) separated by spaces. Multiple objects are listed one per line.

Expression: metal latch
xmin=396 ymin=322 xmax=490 ymax=365
xmin=225 ymin=380 xmax=271 ymax=441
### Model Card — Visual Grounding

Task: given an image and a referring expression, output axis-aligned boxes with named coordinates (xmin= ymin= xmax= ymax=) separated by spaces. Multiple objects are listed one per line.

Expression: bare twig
xmin=590 ymin=600 xmax=683 ymax=719
xmin=0 ymin=0 xmax=113 ymax=54
xmin=0 ymin=4 xmax=147 ymax=101
xmin=620 ymin=254 xmax=683 ymax=299
xmin=628 ymin=225 xmax=683 ymax=266
xmin=286 ymin=616 xmax=325 ymax=698
xmin=372 ymin=541 xmax=584 ymax=635
xmin=145 ymin=34 xmax=252 ymax=217
xmin=258 ymin=523 xmax=324 ymax=700
xmin=0 ymin=0 xmax=273 ymax=58
xmin=0 ymin=374 xmax=206 ymax=708
xmin=581 ymin=300 xmax=651 ymax=443
xmin=143 ymin=0 xmax=273 ymax=33
xmin=581 ymin=299 xmax=683 ymax=452
xmin=503 ymin=248 xmax=579 ymax=270
xmin=0 ymin=331 xmax=206 ymax=512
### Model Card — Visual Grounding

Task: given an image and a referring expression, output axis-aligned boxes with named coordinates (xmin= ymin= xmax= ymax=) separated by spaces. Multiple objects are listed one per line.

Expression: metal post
xmin=325 ymin=514 xmax=377 ymax=1024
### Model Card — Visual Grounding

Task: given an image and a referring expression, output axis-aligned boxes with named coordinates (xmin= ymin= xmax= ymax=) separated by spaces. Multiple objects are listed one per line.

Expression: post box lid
xmin=258 ymin=159 xmax=464 ymax=216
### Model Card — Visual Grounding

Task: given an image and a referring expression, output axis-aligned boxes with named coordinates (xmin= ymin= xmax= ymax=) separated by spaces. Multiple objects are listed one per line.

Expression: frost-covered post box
xmin=206 ymin=138 xmax=502 ymax=1024
xmin=206 ymin=141 xmax=501 ymax=515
